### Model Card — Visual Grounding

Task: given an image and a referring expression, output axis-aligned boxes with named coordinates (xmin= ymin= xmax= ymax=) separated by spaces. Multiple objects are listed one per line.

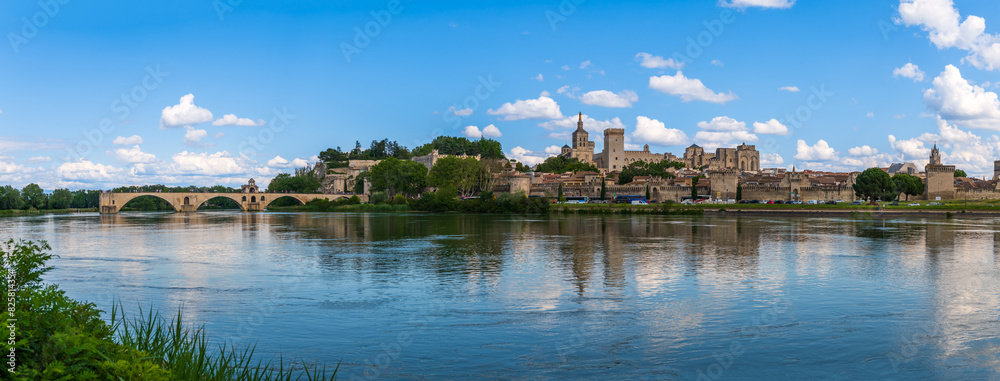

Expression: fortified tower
xmin=709 ymin=169 xmax=739 ymax=200
xmin=602 ymin=128 xmax=625 ymax=171
xmin=925 ymin=144 xmax=955 ymax=200
xmin=994 ymin=160 xmax=1000 ymax=180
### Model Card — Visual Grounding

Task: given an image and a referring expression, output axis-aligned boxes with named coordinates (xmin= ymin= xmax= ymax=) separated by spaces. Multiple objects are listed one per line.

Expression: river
xmin=3 ymin=212 xmax=999 ymax=379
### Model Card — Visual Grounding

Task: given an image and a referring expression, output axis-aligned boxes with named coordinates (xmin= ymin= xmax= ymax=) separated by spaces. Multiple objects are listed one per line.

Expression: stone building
xmin=559 ymin=113 xmax=595 ymax=164
xmin=925 ymin=144 xmax=956 ymax=200
xmin=683 ymin=143 xmax=760 ymax=171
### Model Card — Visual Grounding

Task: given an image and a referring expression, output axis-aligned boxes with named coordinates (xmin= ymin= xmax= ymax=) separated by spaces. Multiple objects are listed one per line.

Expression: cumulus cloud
xmin=160 ymin=94 xmax=213 ymax=128
xmin=212 ymin=114 xmax=265 ymax=127
xmin=691 ymin=116 xmax=758 ymax=149
xmin=109 ymin=145 xmax=156 ymax=164
xmin=719 ymin=0 xmax=795 ymax=9
xmin=487 ymin=96 xmax=563 ymax=120
xmin=113 ymin=135 xmax=143 ymax=145
xmin=897 ymin=0 xmax=1000 ymax=71
xmin=893 ymin=63 xmax=926 ymax=82
xmin=25 ymin=156 xmax=50 ymax=164
xmin=462 ymin=124 xmax=502 ymax=139
xmin=648 ymin=72 xmax=738 ymax=104
xmin=923 ymin=64 xmax=1000 ymax=129
xmin=697 ymin=116 xmax=746 ymax=131
xmin=57 ymin=160 xmax=121 ymax=181
xmin=507 ymin=146 xmax=554 ymax=166
xmin=634 ymin=52 xmax=684 ymax=70
xmin=848 ymin=145 xmax=879 ymax=156
xmin=544 ymin=145 xmax=563 ymax=155
xmin=448 ymin=106 xmax=473 ymax=116
xmin=579 ymin=60 xmax=592 ymax=69
xmin=183 ymin=126 xmax=211 ymax=148
xmin=711 ymin=59 xmax=725 ymax=67
xmin=632 ymin=116 xmax=689 ymax=146
xmin=760 ymin=153 xmax=784 ymax=166
xmin=579 ymin=90 xmax=638 ymax=108
xmin=169 ymin=151 xmax=248 ymax=176
xmin=752 ymin=119 xmax=790 ymax=135
xmin=533 ymin=74 xmax=544 ymax=82
xmin=778 ymin=86 xmax=800 ymax=92
xmin=539 ymin=115 xmax=626 ymax=140
xmin=794 ymin=139 xmax=839 ymax=161
xmin=267 ymin=155 xmax=309 ymax=168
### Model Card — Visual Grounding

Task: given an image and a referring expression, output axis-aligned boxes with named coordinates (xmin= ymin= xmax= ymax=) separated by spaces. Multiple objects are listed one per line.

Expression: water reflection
xmin=1 ymin=212 xmax=998 ymax=379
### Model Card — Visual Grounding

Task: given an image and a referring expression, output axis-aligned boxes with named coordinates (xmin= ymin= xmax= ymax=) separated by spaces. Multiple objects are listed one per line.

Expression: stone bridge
xmin=98 ymin=178 xmax=365 ymax=214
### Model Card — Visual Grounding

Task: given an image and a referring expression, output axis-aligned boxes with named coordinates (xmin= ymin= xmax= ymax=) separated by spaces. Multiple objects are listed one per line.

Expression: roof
xmin=688 ymin=144 xmax=701 ymax=149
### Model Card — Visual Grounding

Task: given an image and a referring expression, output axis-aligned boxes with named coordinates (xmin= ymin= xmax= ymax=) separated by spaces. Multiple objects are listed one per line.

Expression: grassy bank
xmin=0 ymin=208 xmax=97 ymax=216
xmin=1 ymin=239 xmax=336 ymax=380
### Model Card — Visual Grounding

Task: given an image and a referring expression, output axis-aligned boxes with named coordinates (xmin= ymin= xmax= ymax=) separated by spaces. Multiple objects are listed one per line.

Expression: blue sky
xmin=2 ymin=0 xmax=1000 ymax=189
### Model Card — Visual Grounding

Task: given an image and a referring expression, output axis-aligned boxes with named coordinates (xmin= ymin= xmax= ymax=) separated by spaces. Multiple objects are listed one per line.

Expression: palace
xmin=558 ymin=112 xmax=758 ymax=172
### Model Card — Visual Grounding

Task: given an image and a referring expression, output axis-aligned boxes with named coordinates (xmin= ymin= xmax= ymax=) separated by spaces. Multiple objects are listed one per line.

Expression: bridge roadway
xmin=98 ymin=191 xmax=364 ymax=213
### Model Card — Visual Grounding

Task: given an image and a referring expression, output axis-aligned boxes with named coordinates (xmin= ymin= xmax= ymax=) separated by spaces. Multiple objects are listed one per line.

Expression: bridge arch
xmin=261 ymin=194 xmax=309 ymax=210
xmin=195 ymin=195 xmax=246 ymax=211
xmin=117 ymin=193 xmax=182 ymax=212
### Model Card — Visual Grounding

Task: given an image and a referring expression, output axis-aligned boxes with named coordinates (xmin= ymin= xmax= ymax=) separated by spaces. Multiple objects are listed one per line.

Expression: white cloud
xmin=160 ymin=94 xmax=213 ymax=128
xmin=57 ymin=160 xmax=121 ymax=181
xmin=579 ymin=90 xmax=638 ymax=108
xmin=109 ymin=145 xmax=156 ymax=164
xmin=794 ymin=139 xmax=839 ymax=161
xmin=112 ymin=135 xmax=143 ymax=145
xmin=561 ymin=65 xmax=571 ymax=71
xmin=212 ymin=114 xmax=265 ymax=127
xmin=897 ymin=0 xmax=1000 ymax=71
xmin=888 ymin=135 xmax=930 ymax=159
xmin=461 ymin=124 xmax=503 ymax=139
xmin=848 ymin=145 xmax=879 ymax=156
xmin=448 ymin=106 xmax=473 ymax=116
xmin=169 ymin=151 xmax=248 ymax=176
xmin=508 ymin=146 xmax=554 ymax=166
xmin=539 ymin=115 xmax=626 ymax=140
xmin=214 ymin=132 xmax=225 ymax=139
xmin=697 ymin=116 xmax=746 ymax=131
xmin=634 ymin=52 xmax=684 ymax=70
xmin=893 ymin=63 xmax=926 ymax=82
xmin=778 ymin=86 xmax=800 ymax=92
xmin=711 ymin=59 xmax=725 ymax=67
xmin=579 ymin=60 xmax=592 ymax=69
xmin=867 ymin=112 xmax=875 ymax=118
xmin=487 ymin=96 xmax=563 ymax=120
xmin=25 ymin=156 xmax=50 ymax=164
xmin=183 ymin=126 xmax=211 ymax=148
xmin=760 ymin=153 xmax=784 ymax=166
xmin=752 ymin=119 xmax=790 ymax=135
xmin=533 ymin=74 xmax=544 ymax=82
xmin=267 ymin=155 xmax=309 ymax=169
xmin=648 ymin=72 xmax=738 ymax=104
xmin=886 ymin=117 xmax=1000 ymax=175
xmin=924 ymin=64 xmax=1000 ymax=129
xmin=544 ymin=145 xmax=563 ymax=155
xmin=719 ymin=0 xmax=795 ymax=9
xmin=632 ymin=116 xmax=689 ymax=146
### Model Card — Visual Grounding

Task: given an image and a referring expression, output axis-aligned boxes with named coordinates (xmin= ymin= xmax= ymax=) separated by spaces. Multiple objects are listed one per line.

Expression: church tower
xmin=572 ymin=112 xmax=588 ymax=149
xmin=929 ymin=143 xmax=941 ymax=166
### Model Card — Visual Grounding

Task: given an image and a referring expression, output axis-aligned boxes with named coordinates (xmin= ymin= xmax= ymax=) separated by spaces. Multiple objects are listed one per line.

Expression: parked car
xmin=908 ymin=203 xmax=920 ymax=206
xmin=928 ymin=202 xmax=943 ymax=206
xmin=789 ymin=200 xmax=803 ymax=205
xmin=888 ymin=202 xmax=899 ymax=206
xmin=774 ymin=200 xmax=785 ymax=204
xmin=631 ymin=200 xmax=649 ymax=205
xmin=849 ymin=200 xmax=863 ymax=205
xmin=806 ymin=200 xmax=818 ymax=205
xmin=836 ymin=199 xmax=845 ymax=203
xmin=825 ymin=200 xmax=837 ymax=205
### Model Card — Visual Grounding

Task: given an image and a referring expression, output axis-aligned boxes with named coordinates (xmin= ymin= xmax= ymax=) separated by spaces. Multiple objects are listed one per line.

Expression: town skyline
xmin=2 ymin=0 xmax=1000 ymax=190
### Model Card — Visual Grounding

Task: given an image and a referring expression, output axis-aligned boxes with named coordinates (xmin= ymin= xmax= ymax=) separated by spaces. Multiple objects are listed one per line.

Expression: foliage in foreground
xmin=0 ymin=239 xmax=336 ymax=380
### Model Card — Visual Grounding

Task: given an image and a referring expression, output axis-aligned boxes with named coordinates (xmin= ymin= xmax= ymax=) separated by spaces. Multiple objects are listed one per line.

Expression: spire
xmin=578 ymin=112 xmax=582 ymax=122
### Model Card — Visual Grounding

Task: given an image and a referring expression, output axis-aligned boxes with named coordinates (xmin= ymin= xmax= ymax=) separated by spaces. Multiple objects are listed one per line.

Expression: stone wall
xmin=926 ymin=164 xmax=956 ymax=200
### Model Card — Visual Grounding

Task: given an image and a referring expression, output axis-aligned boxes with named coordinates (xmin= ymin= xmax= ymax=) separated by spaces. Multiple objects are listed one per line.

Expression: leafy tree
xmin=535 ymin=156 xmax=599 ymax=173
xmin=854 ymin=168 xmax=897 ymax=201
xmin=411 ymin=136 xmax=504 ymax=159
xmin=427 ymin=157 xmax=479 ymax=196
xmin=266 ymin=172 xmax=320 ymax=193
xmin=645 ymin=184 xmax=651 ymax=200
xmin=690 ymin=176 xmax=701 ymax=199
xmin=557 ymin=183 xmax=564 ymax=202
xmin=954 ymin=169 xmax=968 ymax=178
xmin=49 ymin=189 xmax=73 ymax=209
xmin=0 ymin=186 xmax=24 ymax=210
xmin=368 ymin=157 xmax=427 ymax=196
xmin=617 ymin=160 xmax=683 ymax=185
xmin=892 ymin=173 xmax=925 ymax=201
xmin=600 ymin=179 xmax=606 ymax=200
xmin=736 ymin=184 xmax=742 ymax=201
xmin=22 ymin=183 xmax=46 ymax=210
xmin=477 ymin=158 xmax=505 ymax=195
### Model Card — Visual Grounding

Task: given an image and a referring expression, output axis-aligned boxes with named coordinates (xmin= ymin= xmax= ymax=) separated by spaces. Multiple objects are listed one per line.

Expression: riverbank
xmin=0 ymin=208 xmax=97 ymax=216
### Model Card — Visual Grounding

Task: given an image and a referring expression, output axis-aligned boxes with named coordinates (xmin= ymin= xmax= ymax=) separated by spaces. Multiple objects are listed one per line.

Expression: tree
xmin=892 ymin=173 xmax=925 ymax=201
xmin=368 ymin=157 xmax=428 ymax=196
xmin=600 ymin=178 xmax=606 ymax=200
xmin=557 ymin=183 xmax=564 ymax=202
xmin=854 ymin=168 xmax=897 ymax=202
xmin=691 ymin=176 xmax=701 ymax=199
xmin=617 ymin=160 xmax=683 ymax=185
xmin=736 ymin=184 xmax=742 ymax=201
xmin=49 ymin=189 xmax=73 ymax=210
xmin=477 ymin=158 xmax=505 ymax=195
xmin=645 ymin=184 xmax=651 ymax=201
xmin=954 ymin=169 xmax=968 ymax=178
xmin=535 ymin=156 xmax=599 ymax=173
xmin=428 ymin=157 xmax=479 ymax=196
xmin=411 ymin=136 xmax=504 ymax=159
xmin=266 ymin=172 xmax=320 ymax=193
xmin=22 ymin=183 xmax=46 ymax=210
xmin=0 ymin=186 xmax=23 ymax=210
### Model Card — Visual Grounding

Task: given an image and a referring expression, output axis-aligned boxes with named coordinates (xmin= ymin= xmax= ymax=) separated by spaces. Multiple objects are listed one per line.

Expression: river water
xmin=3 ymin=212 xmax=999 ymax=379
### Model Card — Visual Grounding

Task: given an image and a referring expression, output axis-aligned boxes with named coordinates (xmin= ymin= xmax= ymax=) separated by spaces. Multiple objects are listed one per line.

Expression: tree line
xmin=0 ymin=184 xmax=100 ymax=210
xmin=318 ymin=136 xmax=504 ymax=169
xmin=853 ymin=169 xmax=926 ymax=202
